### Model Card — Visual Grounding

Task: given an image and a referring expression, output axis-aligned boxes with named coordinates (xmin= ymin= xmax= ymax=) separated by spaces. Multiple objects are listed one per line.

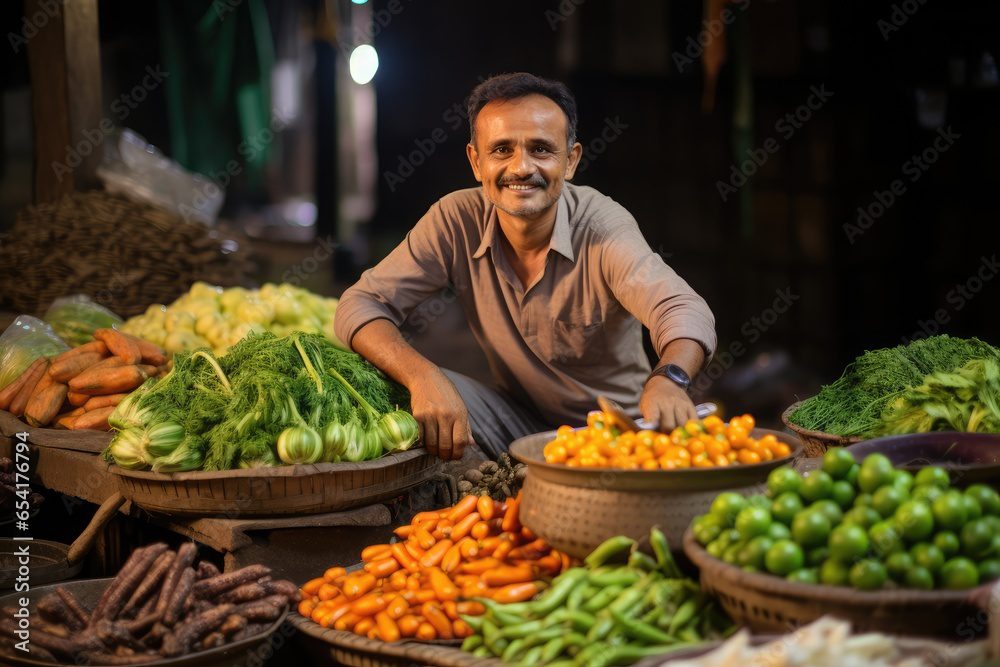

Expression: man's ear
xmin=466 ymin=142 xmax=483 ymax=183
xmin=564 ymin=141 xmax=583 ymax=180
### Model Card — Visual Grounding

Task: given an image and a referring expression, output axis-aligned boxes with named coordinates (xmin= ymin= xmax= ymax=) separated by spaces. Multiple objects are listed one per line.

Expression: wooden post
xmin=25 ymin=0 xmax=102 ymax=203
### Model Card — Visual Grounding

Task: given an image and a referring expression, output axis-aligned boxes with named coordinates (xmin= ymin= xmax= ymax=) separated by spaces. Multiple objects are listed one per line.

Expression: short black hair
xmin=466 ymin=72 xmax=578 ymax=148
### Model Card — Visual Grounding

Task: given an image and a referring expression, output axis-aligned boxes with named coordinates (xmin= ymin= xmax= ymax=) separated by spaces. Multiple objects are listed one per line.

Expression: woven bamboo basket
xmin=781 ymin=400 xmax=861 ymax=457
xmin=289 ymin=613 xmax=501 ymax=667
xmin=684 ymin=529 xmax=989 ymax=638
xmin=111 ymin=449 xmax=440 ymax=518
xmin=512 ymin=428 xmax=804 ymax=559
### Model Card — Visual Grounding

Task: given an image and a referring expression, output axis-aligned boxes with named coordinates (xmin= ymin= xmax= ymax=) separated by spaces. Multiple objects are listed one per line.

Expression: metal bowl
xmin=847 ymin=431 xmax=1000 ymax=486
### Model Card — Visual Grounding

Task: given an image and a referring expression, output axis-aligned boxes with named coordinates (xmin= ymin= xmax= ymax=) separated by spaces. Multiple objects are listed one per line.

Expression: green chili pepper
xmin=522 ymin=645 xmax=544 ymax=666
xmin=650 ymin=527 xmax=682 ymax=577
xmin=585 ymin=535 xmax=636 ymax=568
xmin=586 ymin=611 xmax=616 ymax=642
xmin=611 ymin=608 xmax=676 ymax=644
xmin=574 ymin=641 xmax=610 ymax=665
xmin=499 ymin=619 xmax=547 ymax=640
xmin=540 ymin=636 xmax=569 ymax=664
xmin=587 ymin=643 xmax=694 ymax=667
xmin=502 ymin=638 xmax=528 ymax=663
xmin=480 ymin=598 xmax=528 ymax=626
xmin=530 ymin=568 xmax=588 ymax=616
xmin=563 ymin=609 xmax=597 ymax=633
xmin=459 ymin=614 xmax=483 ymax=632
xmin=608 ymin=585 xmax=648 ymax=616
xmin=588 ymin=567 xmax=643 ymax=588
xmin=628 ymin=550 xmax=659 ymax=572
xmin=461 ymin=635 xmax=483 ymax=652
xmin=641 ymin=606 xmax=663 ymax=625
xmin=482 ymin=619 xmax=501 ymax=651
xmin=472 ymin=646 xmax=493 ymax=658
xmin=545 ymin=662 xmax=576 ymax=667
xmin=668 ymin=599 xmax=698 ymax=635
xmin=579 ymin=584 xmax=622 ymax=613
xmin=521 ymin=626 xmax=565 ymax=649
xmin=565 ymin=580 xmax=592 ymax=611
xmin=679 ymin=626 xmax=702 ymax=642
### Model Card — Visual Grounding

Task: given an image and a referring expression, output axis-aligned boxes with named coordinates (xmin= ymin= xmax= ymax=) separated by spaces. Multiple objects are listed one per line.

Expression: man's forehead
xmin=475 ymin=95 xmax=567 ymax=137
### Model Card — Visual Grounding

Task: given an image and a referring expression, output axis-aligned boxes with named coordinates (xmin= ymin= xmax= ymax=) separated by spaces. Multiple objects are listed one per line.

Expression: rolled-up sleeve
xmin=334 ymin=202 xmax=454 ymax=350
xmin=599 ymin=219 xmax=717 ymax=359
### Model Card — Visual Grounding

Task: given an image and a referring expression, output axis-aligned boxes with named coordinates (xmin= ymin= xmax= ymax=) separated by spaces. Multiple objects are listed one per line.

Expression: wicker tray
xmin=683 ymin=529 xmax=987 ymax=638
xmin=782 ymin=400 xmax=861 ymax=457
xmin=111 ymin=449 xmax=440 ymax=518
xmin=0 ymin=577 xmax=287 ymax=666
xmin=512 ymin=428 xmax=803 ymax=558
xmin=289 ymin=612 xmax=501 ymax=667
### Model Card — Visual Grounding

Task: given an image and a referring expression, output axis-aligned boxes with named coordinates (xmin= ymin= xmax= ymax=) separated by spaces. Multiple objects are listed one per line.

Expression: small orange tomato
xmin=773 ymin=442 xmax=792 ymax=458
xmin=556 ymin=425 xmax=574 ymax=438
xmin=739 ymin=414 xmax=756 ymax=431
xmin=688 ymin=439 xmax=706 ymax=456
xmin=660 ymin=457 xmax=678 ymax=470
xmin=641 ymin=459 xmax=659 ymax=470
xmin=683 ymin=420 xmax=704 ymax=437
xmin=702 ymin=415 xmax=724 ymax=434
xmin=713 ymin=454 xmax=730 ymax=467
xmin=726 ymin=425 xmax=748 ymax=448
xmin=759 ymin=434 xmax=778 ymax=448
xmin=706 ymin=440 xmax=725 ymax=458
xmin=653 ymin=433 xmax=671 ymax=455
xmin=637 ymin=430 xmax=656 ymax=448
xmin=738 ymin=449 xmax=762 ymax=465
xmin=727 ymin=450 xmax=738 ymax=463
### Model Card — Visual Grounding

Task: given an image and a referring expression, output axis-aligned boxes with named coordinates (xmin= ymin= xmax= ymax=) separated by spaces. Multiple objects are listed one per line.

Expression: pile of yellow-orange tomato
xmin=542 ymin=413 xmax=793 ymax=470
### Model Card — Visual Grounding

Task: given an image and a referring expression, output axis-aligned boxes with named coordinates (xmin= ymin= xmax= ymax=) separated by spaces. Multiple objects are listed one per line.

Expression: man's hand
xmin=409 ymin=368 xmax=474 ymax=461
xmin=640 ymin=375 xmax=696 ymax=432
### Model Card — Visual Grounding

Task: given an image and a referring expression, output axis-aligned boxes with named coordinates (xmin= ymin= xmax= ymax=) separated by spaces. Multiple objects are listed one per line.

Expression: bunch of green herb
xmin=789 ymin=335 xmax=1000 ymax=437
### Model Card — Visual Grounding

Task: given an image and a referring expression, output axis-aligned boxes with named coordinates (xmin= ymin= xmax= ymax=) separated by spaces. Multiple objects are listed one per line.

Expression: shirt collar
xmin=472 ymin=189 xmax=575 ymax=262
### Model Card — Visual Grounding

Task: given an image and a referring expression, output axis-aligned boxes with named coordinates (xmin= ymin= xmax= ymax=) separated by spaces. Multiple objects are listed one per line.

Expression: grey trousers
xmin=442 ymin=369 xmax=551 ymax=460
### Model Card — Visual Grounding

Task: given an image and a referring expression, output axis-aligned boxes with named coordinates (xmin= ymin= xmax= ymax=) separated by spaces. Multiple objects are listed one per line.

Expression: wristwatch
xmin=648 ymin=363 xmax=691 ymax=390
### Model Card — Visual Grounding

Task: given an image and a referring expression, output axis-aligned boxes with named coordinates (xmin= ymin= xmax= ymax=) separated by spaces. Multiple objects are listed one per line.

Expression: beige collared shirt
xmin=334 ymin=183 xmax=716 ymax=426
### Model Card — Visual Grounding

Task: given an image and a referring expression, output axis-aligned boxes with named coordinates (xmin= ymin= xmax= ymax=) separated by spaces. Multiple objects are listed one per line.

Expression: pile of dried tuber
xmin=457 ymin=453 xmax=527 ymax=501
xmin=0 ymin=543 xmax=299 ymax=665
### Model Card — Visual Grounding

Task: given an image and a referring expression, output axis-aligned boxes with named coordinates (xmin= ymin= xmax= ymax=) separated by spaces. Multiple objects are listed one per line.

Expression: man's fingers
xmin=422 ymin=418 xmax=438 ymax=457
xmin=437 ymin=417 xmax=454 ymax=461
xmin=642 ymin=404 xmax=661 ymax=431
xmin=452 ymin=420 xmax=472 ymax=461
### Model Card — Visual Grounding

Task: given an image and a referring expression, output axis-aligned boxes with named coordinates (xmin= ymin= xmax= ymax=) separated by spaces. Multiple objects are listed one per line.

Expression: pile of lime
xmin=691 ymin=448 xmax=1000 ymax=590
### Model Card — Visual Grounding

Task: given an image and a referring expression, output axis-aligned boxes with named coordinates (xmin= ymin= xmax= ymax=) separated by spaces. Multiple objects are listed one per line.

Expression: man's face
xmin=466 ymin=94 xmax=582 ymax=220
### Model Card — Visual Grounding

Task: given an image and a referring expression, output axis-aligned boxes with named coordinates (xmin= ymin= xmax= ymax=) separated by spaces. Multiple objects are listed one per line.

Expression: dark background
xmin=2 ymin=0 xmax=999 ymax=423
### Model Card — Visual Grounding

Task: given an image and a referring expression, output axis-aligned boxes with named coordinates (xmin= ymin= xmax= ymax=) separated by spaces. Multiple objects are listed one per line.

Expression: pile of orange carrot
xmin=298 ymin=493 xmax=571 ymax=641
xmin=0 ymin=328 xmax=169 ymax=430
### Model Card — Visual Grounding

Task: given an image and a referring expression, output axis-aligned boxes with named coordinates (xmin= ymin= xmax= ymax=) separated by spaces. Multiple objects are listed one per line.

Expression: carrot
xmin=0 ymin=358 xmax=46 ymax=410
xmin=453 ymin=618 xmax=473 ymax=638
xmin=350 ymin=593 xmax=387 ymax=616
xmin=413 ymin=526 xmax=436 ymax=550
xmin=49 ymin=351 xmax=105 ymax=382
xmin=492 ymin=581 xmax=541 ymax=604
xmin=342 ymin=573 xmax=377 ymax=600
xmin=53 ymin=340 xmax=107 ymax=362
xmin=393 ymin=525 xmax=415 ymax=538
xmin=442 ymin=600 xmax=459 ymax=620
xmin=317 ymin=583 xmax=341 ymax=601
xmin=388 ymin=570 xmax=409 ymax=591
xmin=483 ymin=565 xmax=535 ymax=587
xmin=323 ymin=567 xmax=347 ymax=583
xmin=81 ymin=393 xmax=128 ymax=411
xmin=24 ymin=381 xmax=68 ymax=427
xmin=456 ymin=601 xmax=486 ymax=616
xmin=535 ymin=554 xmax=562 ymax=574
xmin=56 ymin=414 xmax=77 ymax=429
xmin=334 ymin=612 xmax=361 ymax=631
xmin=353 ymin=617 xmax=375 ymax=636
xmin=71 ymin=406 xmax=115 ymax=431
xmin=448 ymin=495 xmax=478 ymax=523
xmin=476 ymin=496 xmax=496 ymax=521
xmin=391 ymin=543 xmax=419 ymax=573
xmin=93 ymin=328 xmax=142 ymax=364
xmin=375 ymin=611 xmax=401 ymax=642
xmin=449 ymin=512 xmax=480 ymax=541
xmin=419 ymin=539 xmax=453 ymax=569
xmin=420 ymin=602 xmax=453 ymax=639
xmin=470 ymin=521 xmax=491 ymax=541
xmin=321 ymin=603 xmax=353 ymax=628
xmin=460 ymin=558 xmax=501 ymax=575
xmin=440 ymin=542 xmax=463 ymax=573
xmin=364 ymin=557 xmax=400 ymax=578
xmin=121 ymin=333 xmax=168 ymax=366
xmin=298 ymin=598 xmax=316 ymax=617
xmin=501 ymin=493 xmax=522 ymax=533
xmin=302 ymin=577 xmax=325 ymax=596
xmin=10 ymin=359 xmax=49 ymax=416
xmin=397 ymin=615 xmax=421 ymax=637
xmin=427 ymin=568 xmax=459 ymax=601
xmin=404 ymin=541 xmax=425 ymax=561
xmin=457 ymin=537 xmax=480 ymax=560
xmin=415 ymin=622 xmax=437 ymax=641
xmin=386 ymin=596 xmax=408 ymax=620
xmin=67 ymin=391 xmax=90 ymax=406
xmin=432 ymin=519 xmax=453 ymax=541
xmin=412 ymin=511 xmax=442 ymax=524
xmin=69 ymin=364 xmax=148 ymax=395
xmin=361 ymin=544 xmax=392 ymax=562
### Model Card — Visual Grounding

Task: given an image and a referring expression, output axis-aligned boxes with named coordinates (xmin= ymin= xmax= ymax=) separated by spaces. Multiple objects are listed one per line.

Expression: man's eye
xmin=493 ymin=146 xmax=511 ymax=154
xmin=533 ymin=146 xmax=551 ymax=154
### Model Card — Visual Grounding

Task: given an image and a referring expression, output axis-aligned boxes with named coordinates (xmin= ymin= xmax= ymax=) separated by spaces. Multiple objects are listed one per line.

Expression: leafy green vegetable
xmin=43 ymin=295 xmax=122 ymax=346
xmin=789 ymin=336 xmax=1000 ymax=437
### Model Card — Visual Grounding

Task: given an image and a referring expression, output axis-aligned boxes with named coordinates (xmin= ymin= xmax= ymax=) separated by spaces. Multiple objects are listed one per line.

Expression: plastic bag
xmin=43 ymin=295 xmax=123 ymax=347
xmin=0 ymin=316 xmax=69 ymax=390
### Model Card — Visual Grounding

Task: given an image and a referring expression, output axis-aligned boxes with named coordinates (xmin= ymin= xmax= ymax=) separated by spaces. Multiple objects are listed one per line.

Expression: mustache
xmin=498 ymin=175 xmax=546 ymax=187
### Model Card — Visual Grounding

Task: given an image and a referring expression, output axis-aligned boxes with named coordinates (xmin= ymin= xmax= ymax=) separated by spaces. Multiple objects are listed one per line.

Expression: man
xmin=334 ymin=73 xmax=716 ymax=461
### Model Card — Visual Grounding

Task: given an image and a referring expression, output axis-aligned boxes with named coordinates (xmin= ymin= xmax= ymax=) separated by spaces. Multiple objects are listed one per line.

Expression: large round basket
xmin=683 ymin=529 xmax=987 ymax=638
xmin=510 ymin=428 xmax=803 ymax=558
xmin=781 ymin=400 xmax=861 ymax=457
xmin=289 ymin=613 xmax=500 ymax=667
xmin=111 ymin=449 xmax=440 ymax=518
xmin=0 ymin=577 xmax=287 ymax=666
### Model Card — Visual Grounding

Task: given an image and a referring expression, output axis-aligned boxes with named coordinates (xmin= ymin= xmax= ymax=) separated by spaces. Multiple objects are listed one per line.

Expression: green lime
xmin=892 ymin=469 xmax=915 ymax=491
xmin=915 ymin=466 xmax=950 ymax=488
xmin=738 ymin=536 xmax=774 ymax=570
xmin=831 ymin=481 xmax=856 ymax=510
xmin=912 ymin=485 xmax=945 ymax=504
xmin=853 ymin=493 xmax=873 ymax=508
xmin=963 ymin=494 xmax=983 ymax=521
xmin=845 ymin=464 xmax=860 ymax=487
xmin=707 ymin=538 xmax=727 ymax=558
xmin=792 ymin=511 xmax=832 ymax=549
xmin=767 ymin=522 xmax=792 ymax=541
xmin=807 ymin=546 xmax=830 ymax=567
xmin=710 ymin=492 xmax=746 ymax=525
xmin=872 ymin=485 xmax=906 ymax=519
xmin=810 ymin=500 xmax=844 ymax=526
xmin=829 ymin=524 xmax=870 ymax=562
xmin=735 ymin=506 xmax=773 ymax=538
xmin=978 ymin=559 xmax=1000 ymax=583
xmin=786 ymin=568 xmax=819 ymax=584
xmin=692 ymin=514 xmax=724 ymax=545
xmin=966 ymin=485 xmax=1000 ymax=517
xmin=961 ymin=519 xmax=996 ymax=559
xmin=904 ymin=566 xmax=935 ymax=590
xmin=771 ymin=493 xmax=804 ymax=526
xmin=767 ymin=466 xmax=802 ymax=498
xmin=869 ymin=521 xmax=903 ymax=557
xmin=820 ymin=558 xmax=850 ymax=586
xmin=849 ymin=559 xmax=888 ymax=590
xmin=910 ymin=543 xmax=945 ymax=574
xmin=822 ymin=447 xmax=857 ymax=480
xmin=931 ymin=491 xmax=967 ymax=532
xmin=765 ymin=540 xmax=805 ymax=576
xmin=934 ymin=531 xmax=961 ymax=558
xmin=894 ymin=500 xmax=934 ymax=543
xmin=858 ymin=454 xmax=894 ymax=493
xmin=843 ymin=506 xmax=882 ymax=530
xmin=747 ymin=494 xmax=771 ymax=510
xmin=723 ymin=542 xmax=743 ymax=565
xmin=940 ymin=557 xmax=980 ymax=590
xmin=885 ymin=551 xmax=914 ymax=581
xmin=800 ymin=471 xmax=834 ymax=502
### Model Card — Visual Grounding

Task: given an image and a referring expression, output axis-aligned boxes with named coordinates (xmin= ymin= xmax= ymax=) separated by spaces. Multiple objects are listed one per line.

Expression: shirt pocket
xmin=544 ymin=318 xmax=607 ymax=367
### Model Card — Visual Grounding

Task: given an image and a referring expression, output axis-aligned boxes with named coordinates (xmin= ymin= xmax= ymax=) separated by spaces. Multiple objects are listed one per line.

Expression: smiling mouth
xmin=503 ymin=183 xmax=540 ymax=192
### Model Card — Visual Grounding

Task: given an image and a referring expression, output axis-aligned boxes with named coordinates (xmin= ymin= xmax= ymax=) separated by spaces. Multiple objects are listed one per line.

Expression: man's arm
xmin=350 ymin=319 xmax=472 ymax=461
xmin=640 ymin=338 xmax=705 ymax=430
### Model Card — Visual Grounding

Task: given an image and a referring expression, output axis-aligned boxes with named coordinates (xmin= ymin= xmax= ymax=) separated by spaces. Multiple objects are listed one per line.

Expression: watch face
xmin=666 ymin=364 xmax=691 ymax=388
